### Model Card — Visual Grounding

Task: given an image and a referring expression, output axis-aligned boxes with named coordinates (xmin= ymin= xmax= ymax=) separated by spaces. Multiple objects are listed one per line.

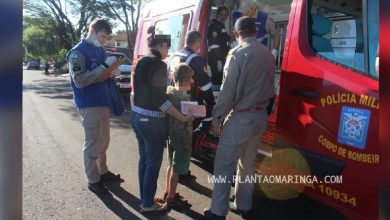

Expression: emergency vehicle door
xmin=276 ymin=0 xmax=379 ymax=218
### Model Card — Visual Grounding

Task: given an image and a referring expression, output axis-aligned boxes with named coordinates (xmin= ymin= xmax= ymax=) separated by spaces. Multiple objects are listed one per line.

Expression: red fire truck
xmin=131 ymin=0 xmax=379 ymax=219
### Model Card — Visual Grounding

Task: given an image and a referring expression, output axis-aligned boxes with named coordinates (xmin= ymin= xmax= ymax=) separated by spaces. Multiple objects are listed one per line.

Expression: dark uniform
xmin=168 ymin=47 xmax=216 ymax=127
xmin=207 ymin=19 xmax=230 ymax=87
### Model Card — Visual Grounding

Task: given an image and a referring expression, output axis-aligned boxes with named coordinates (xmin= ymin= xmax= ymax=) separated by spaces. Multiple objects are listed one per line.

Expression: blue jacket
xmin=68 ymin=40 xmax=111 ymax=108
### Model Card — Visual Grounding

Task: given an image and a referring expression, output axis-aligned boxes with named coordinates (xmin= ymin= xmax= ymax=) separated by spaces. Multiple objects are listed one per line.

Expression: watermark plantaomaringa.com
xmin=207 ymin=174 xmax=343 ymax=184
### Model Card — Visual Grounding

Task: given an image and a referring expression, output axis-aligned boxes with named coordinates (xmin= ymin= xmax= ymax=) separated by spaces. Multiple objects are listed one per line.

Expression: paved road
xmin=23 ymin=69 xmax=347 ymax=220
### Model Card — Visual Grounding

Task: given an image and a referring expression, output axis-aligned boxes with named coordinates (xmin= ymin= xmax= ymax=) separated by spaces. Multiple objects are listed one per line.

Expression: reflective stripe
xmin=170 ymin=51 xmax=197 ymax=67
xmin=199 ymin=82 xmax=212 ymax=91
xmin=185 ymin=54 xmax=197 ymax=65
xmin=159 ymin=100 xmax=172 ymax=112
xmin=258 ymin=149 xmax=272 ymax=158
xmin=132 ymin=105 xmax=166 ymax=118
xmin=208 ymin=44 xmax=220 ymax=51
xmin=174 ymin=52 xmax=188 ymax=57
xmin=202 ymin=117 xmax=213 ymax=121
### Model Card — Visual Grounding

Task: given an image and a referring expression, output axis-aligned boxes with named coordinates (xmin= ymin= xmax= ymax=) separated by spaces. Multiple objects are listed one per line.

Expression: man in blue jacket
xmin=67 ymin=18 xmax=122 ymax=194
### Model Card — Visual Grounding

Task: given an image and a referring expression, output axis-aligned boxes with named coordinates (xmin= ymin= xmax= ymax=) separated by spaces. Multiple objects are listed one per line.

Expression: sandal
xmin=166 ymin=197 xmax=176 ymax=208
xmin=166 ymin=193 xmax=190 ymax=208
xmin=174 ymin=193 xmax=188 ymax=203
xmin=154 ymin=196 xmax=166 ymax=203
xmin=139 ymin=197 xmax=165 ymax=209
xmin=140 ymin=202 xmax=167 ymax=213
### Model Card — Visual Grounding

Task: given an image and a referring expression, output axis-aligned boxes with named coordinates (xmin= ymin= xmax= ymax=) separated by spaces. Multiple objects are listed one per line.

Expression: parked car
xmin=54 ymin=59 xmax=69 ymax=75
xmin=106 ymin=52 xmax=132 ymax=102
xmin=26 ymin=61 xmax=40 ymax=70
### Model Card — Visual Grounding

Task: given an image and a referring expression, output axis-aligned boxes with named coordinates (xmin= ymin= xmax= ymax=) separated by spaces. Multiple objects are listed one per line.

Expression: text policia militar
xmin=207 ymin=174 xmax=343 ymax=184
xmin=320 ymin=93 xmax=379 ymax=110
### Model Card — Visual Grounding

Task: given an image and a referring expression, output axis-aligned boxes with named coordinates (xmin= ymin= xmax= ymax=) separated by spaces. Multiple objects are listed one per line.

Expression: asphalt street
xmin=23 ymin=69 xmax=347 ymax=220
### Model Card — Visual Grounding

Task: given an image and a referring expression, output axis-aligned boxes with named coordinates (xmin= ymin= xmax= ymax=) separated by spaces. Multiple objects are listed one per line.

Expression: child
xmin=164 ymin=63 xmax=194 ymax=207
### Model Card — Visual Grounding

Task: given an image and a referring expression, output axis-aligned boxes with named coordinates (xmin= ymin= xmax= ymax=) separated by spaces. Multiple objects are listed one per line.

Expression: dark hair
xmin=174 ymin=63 xmax=193 ymax=84
xmin=234 ymin=16 xmax=256 ymax=38
xmin=147 ymin=26 xmax=171 ymax=48
xmin=90 ymin=18 xmax=112 ymax=34
xmin=185 ymin=30 xmax=201 ymax=46
xmin=217 ymin=6 xmax=228 ymax=16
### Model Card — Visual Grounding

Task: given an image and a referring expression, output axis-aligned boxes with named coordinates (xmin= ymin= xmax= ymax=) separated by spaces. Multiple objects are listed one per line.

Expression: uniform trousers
xmin=211 ymin=111 xmax=268 ymax=216
xmin=79 ymin=106 xmax=110 ymax=184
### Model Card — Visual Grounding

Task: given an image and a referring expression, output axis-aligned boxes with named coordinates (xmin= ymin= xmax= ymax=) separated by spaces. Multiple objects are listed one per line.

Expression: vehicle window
xmin=309 ymin=0 xmax=378 ymax=79
xmin=155 ymin=13 xmax=191 ymax=55
xmin=139 ymin=20 xmax=152 ymax=56
xmin=107 ymin=53 xmax=132 ymax=65
xmin=122 ymin=58 xmax=131 ymax=65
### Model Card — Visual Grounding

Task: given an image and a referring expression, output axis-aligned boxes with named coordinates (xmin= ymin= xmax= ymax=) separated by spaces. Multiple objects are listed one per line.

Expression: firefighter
xmin=207 ymin=6 xmax=230 ymax=88
xmin=204 ymin=16 xmax=275 ymax=220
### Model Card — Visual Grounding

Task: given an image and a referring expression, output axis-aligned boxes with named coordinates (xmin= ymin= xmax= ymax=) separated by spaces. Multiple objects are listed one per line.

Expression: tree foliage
xmin=23 ymin=0 xmax=144 ymax=59
xmin=97 ymin=0 xmax=142 ymax=51
xmin=24 ymin=0 xmax=104 ymax=50
xmin=23 ymin=26 xmax=61 ymax=60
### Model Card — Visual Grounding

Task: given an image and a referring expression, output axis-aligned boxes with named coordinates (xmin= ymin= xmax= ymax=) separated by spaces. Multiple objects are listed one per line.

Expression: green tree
xmin=24 ymin=0 xmax=145 ymax=54
xmin=24 ymin=0 xmax=105 ymax=50
xmin=97 ymin=0 xmax=143 ymax=51
xmin=23 ymin=27 xmax=61 ymax=60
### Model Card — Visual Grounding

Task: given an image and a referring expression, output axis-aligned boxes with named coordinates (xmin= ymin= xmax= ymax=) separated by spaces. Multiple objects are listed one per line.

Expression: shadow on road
xmin=189 ymin=156 xmax=347 ymax=220
xmin=106 ymin=182 xmax=173 ymax=220
xmin=179 ymin=175 xmax=213 ymax=198
xmin=105 ymin=181 xmax=204 ymax=220
xmin=170 ymin=204 xmax=204 ymax=220
xmin=24 ymin=75 xmax=133 ymax=130
xmin=96 ymin=192 xmax=143 ymax=220
xmin=24 ymin=79 xmax=73 ymax=100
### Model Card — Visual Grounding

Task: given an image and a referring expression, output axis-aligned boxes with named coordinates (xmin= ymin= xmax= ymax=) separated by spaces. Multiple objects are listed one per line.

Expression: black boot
xmin=88 ymin=181 xmax=109 ymax=194
xmin=203 ymin=209 xmax=226 ymax=220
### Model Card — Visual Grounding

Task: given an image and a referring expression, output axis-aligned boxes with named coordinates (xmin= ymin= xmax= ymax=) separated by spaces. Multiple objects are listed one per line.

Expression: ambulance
xmin=131 ymin=0 xmax=379 ymax=219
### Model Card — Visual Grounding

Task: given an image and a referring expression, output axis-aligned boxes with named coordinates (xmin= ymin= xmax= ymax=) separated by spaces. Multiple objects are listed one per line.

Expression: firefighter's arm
xmin=192 ymin=59 xmax=215 ymax=105
xmin=212 ymin=56 xmax=240 ymax=128
xmin=190 ymin=58 xmax=215 ymax=119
